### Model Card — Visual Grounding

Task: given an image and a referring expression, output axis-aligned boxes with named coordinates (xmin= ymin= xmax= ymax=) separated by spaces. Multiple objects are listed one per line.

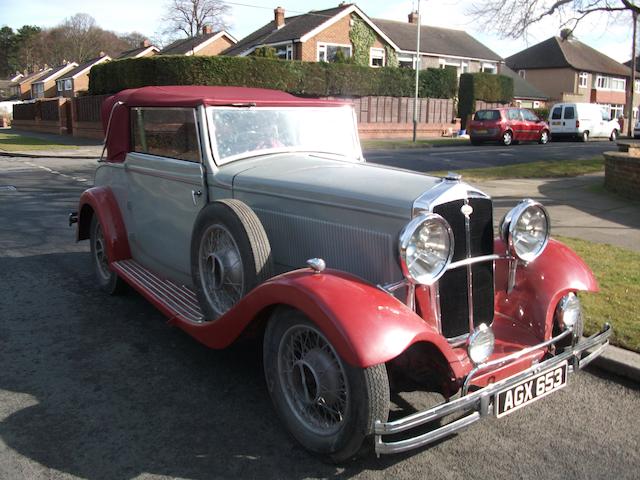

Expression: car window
xmin=551 ymin=107 xmax=562 ymax=120
xmin=473 ymin=110 xmax=500 ymax=121
xmin=563 ymin=106 xmax=575 ymax=120
xmin=601 ymin=110 xmax=610 ymax=121
xmin=131 ymin=107 xmax=201 ymax=162
xmin=507 ymin=109 xmax=522 ymax=121
xmin=521 ymin=109 xmax=539 ymax=121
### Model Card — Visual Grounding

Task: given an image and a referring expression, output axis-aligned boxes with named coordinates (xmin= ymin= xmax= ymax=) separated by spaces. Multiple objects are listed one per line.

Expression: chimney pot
xmin=203 ymin=25 xmax=213 ymax=35
xmin=275 ymin=6 xmax=285 ymax=28
xmin=141 ymin=39 xmax=150 ymax=47
xmin=408 ymin=11 xmax=419 ymax=24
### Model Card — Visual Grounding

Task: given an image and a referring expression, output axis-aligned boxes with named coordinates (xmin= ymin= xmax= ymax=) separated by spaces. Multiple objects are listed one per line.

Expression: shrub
xmin=458 ymin=72 xmax=514 ymax=128
xmin=89 ymin=55 xmax=459 ymax=100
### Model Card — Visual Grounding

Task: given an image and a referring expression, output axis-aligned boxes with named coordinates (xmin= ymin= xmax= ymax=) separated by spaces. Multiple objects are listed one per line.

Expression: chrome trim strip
xmin=100 ymin=100 xmax=124 ymax=162
xmin=463 ymin=198 xmax=474 ymax=333
xmin=448 ymin=254 xmax=502 ymax=270
xmin=374 ymin=323 xmax=611 ymax=455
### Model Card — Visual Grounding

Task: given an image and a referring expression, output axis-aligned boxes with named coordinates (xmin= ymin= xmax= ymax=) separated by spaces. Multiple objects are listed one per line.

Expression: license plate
xmin=552 ymin=121 xmax=561 ymax=125
xmin=495 ymin=361 xmax=568 ymax=418
xmin=474 ymin=129 xmax=487 ymax=134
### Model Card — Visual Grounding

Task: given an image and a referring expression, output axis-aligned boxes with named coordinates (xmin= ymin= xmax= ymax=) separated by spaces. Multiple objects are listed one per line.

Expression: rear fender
xmin=495 ymin=238 xmax=598 ymax=340
xmin=175 ymin=269 xmax=467 ymax=375
xmin=77 ymin=186 xmax=131 ymax=262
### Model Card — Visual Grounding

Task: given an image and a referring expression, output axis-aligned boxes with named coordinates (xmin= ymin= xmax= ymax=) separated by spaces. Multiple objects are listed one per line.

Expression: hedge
xmin=457 ymin=72 xmax=514 ymax=128
xmin=89 ymin=55 xmax=458 ymax=99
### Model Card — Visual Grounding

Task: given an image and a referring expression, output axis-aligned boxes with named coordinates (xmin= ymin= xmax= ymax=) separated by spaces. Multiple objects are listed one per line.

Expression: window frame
xmin=369 ymin=47 xmax=385 ymax=68
xmin=481 ymin=63 xmax=497 ymax=74
xmin=578 ymin=72 xmax=588 ymax=88
xmin=130 ymin=106 xmax=202 ymax=163
xmin=316 ymin=42 xmax=352 ymax=63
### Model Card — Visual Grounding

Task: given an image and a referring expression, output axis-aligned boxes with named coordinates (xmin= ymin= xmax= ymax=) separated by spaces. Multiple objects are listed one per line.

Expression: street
xmin=364 ymin=140 xmax=613 ymax=172
xmin=0 ymin=154 xmax=638 ymax=480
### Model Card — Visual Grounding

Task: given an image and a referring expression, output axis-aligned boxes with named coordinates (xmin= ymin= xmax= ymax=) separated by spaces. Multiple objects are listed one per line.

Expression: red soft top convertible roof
xmin=101 ymin=86 xmax=350 ymax=162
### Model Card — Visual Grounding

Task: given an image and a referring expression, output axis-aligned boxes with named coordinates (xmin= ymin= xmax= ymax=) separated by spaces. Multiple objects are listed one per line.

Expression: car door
xmin=520 ymin=109 xmax=537 ymax=140
xmin=549 ymin=105 xmax=563 ymax=135
xmin=562 ymin=105 xmax=577 ymax=135
xmin=125 ymin=107 xmax=207 ymax=286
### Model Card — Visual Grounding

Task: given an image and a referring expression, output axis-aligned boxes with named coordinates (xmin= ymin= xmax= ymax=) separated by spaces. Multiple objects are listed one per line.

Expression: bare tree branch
xmin=162 ymin=0 xmax=230 ymax=40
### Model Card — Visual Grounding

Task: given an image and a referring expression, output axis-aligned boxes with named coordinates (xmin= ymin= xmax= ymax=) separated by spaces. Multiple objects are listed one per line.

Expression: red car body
xmin=468 ymin=107 xmax=550 ymax=146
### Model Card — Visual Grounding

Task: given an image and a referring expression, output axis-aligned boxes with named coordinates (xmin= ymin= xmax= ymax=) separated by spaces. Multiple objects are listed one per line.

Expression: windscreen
xmin=208 ymin=106 xmax=360 ymax=164
xmin=473 ymin=110 xmax=500 ymax=121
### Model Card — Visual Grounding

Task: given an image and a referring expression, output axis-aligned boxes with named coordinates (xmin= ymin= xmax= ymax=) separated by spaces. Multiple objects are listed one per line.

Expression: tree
xmin=0 ymin=27 xmax=17 ymax=77
xmin=469 ymin=0 xmax=639 ymax=135
xmin=162 ymin=0 xmax=230 ymax=39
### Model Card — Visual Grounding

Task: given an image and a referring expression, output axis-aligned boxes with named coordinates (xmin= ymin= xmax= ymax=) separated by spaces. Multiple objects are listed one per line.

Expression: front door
xmin=125 ymin=107 xmax=206 ymax=286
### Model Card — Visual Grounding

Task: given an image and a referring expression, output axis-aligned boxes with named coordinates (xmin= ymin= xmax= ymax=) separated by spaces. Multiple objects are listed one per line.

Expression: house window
xmin=317 ymin=43 xmax=351 ymax=62
xmin=579 ymin=72 xmax=588 ymax=88
xmin=64 ymin=79 xmax=72 ymax=90
xmin=57 ymin=80 xmax=64 ymax=94
xmin=398 ymin=56 xmax=414 ymax=68
xmin=518 ymin=70 xmax=526 ymax=79
xmin=481 ymin=63 xmax=497 ymax=74
xmin=274 ymin=43 xmax=293 ymax=60
xmin=609 ymin=104 xmax=624 ymax=119
xmin=461 ymin=62 xmax=469 ymax=73
xmin=596 ymin=75 xmax=626 ymax=91
xmin=369 ymin=48 xmax=385 ymax=67
xmin=32 ymin=83 xmax=44 ymax=98
xmin=131 ymin=107 xmax=201 ymax=163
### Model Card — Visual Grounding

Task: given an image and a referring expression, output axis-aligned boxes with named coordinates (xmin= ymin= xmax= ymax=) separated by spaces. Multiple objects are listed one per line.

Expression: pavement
xmin=1 ymin=131 xmax=639 ymax=384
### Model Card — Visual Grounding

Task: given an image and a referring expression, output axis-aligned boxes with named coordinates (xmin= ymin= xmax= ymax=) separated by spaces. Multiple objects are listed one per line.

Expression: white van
xmin=548 ymin=103 xmax=620 ymax=142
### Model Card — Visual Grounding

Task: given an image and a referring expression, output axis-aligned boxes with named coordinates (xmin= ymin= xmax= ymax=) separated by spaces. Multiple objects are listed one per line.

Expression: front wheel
xmin=581 ymin=131 xmax=589 ymax=142
xmin=263 ymin=308 xmax=390 ymax=462
xmin=539 ymin=130 xmax=550 ymax=144
xmin=502 ymin=130 xmax=513 ymax=146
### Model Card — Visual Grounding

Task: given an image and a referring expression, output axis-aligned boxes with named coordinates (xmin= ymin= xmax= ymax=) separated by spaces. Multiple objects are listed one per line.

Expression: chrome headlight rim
xmin=500 ymin=198 xmax=550 ymax=263
xmin=467 ymin=323 xmax=495 ymax=365
xmin=399 ymin=213 xmax=454 ymax=285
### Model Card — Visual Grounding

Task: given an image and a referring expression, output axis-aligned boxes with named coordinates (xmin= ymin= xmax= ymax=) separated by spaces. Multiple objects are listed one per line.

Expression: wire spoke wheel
xmin=199 ymin=224 xmax=244 ymax=316
xmin=93 ymin=222 xmax=110 ymax=281
xmin=278 ymin=325 xmax=348 ymax=436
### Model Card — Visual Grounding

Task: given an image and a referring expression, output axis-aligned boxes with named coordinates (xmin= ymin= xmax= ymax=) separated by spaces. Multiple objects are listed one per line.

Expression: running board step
xmin=112 ymin=259 xmax=204 ymax=323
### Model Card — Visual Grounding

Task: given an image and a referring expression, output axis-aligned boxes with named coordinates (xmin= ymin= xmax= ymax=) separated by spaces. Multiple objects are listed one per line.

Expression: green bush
xmin=457 ymin=72 xmax=514 ymax=128
xmin=533 ymin=107 xmax=549 ymax=121
xmin=89 ymin=55 xmax=458 ymax=99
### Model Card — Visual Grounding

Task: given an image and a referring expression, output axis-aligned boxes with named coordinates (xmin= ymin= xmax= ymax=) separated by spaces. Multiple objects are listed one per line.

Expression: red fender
xmin=174 ymin=269 xmax=467 ymax=375
xmin=494 ymin=238 xmax=598 ymax=341
xmin=77 ymin=186 xmax=131 ymax=261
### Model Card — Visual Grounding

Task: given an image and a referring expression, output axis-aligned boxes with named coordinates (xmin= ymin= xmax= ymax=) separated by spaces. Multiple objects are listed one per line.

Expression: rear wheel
xmin=502 ymin=130 xmax=513 ymax=146
xmin=263 ymin=308 xmax=390 ymax=462
xmin=539 ymin=130 xmax=550 ymax=144
xmin=90 ymin=216 xmax=125 ymax=295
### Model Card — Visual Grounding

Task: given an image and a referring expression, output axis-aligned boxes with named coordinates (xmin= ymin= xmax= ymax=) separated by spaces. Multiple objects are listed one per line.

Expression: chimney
xmin=408 ymin=11 xmax=419 ymax=24
xmin=99 ymin=51 xmax=106 ymax=57
xmin=274 ymin=6 xmax=285 ymax=29
xmin=141 ymin=39 xmax=150 ymax=48
xmin=203 ymin=25 xmax=213 ymax=35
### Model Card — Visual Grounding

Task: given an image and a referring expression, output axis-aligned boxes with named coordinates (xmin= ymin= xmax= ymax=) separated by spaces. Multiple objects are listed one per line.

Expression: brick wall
xmin=197 ymin=36 xmax=235 ymax=56
xmin=604 ymin=151 xmax=640 ymax=200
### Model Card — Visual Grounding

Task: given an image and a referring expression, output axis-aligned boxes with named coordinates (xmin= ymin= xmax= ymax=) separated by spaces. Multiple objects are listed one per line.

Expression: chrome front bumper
xmin=374 ymin=323 xmax=612 ymax=455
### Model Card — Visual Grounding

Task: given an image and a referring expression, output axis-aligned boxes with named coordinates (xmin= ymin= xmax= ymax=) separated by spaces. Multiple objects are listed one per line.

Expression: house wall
xmin=591 ymin=89 xmax=626 ymax=105
xmin=520 ymin=68 xmax=582 ymax=102
xmin=72 ymin=75 xmax=90 ymax=97
xmin=300 ymin=14 xmax=388 ymax=63
xmin=196 ymin=37 xmax=235 ymax=56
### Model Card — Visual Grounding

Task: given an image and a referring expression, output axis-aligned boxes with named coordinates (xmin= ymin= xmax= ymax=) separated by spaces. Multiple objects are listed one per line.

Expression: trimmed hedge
xmin=458 ymin=72 xmax=514 ymax=128
xmin=89 ymin=55 xmax=458 ymax=99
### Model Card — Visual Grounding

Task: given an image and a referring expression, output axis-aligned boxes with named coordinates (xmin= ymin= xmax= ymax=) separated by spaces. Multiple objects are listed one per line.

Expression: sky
xmin=0 ymin=0 xmax=635 ymax=63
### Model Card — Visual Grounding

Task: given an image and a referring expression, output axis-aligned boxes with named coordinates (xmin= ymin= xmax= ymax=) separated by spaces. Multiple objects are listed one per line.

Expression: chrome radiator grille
xmin=433 ymin=198 xmax=494 ymax=339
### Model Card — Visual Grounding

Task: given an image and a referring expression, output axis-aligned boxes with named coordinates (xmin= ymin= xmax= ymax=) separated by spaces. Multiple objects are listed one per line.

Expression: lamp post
xmin=412 ymin=0 xmax=421 ymax=143
xmin=627 ymin=11 xmax=637 ymax=138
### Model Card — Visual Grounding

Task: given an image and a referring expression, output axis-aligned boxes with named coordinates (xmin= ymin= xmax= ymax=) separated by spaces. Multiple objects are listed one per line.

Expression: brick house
xmin=9 ymin=69 xmax=51 ymax=100
xmin=116 ymin=40 xmax=159 ymax=59
xmin=373 ymin=13 xmax=503 ymax=75
xmin=159 ymin=27 xmax=237 ymax=56
xmin=506 ymin=36 xmax=633 ymax=119
xmin=56 ymin=54 xmax=111 ymax=98
xmin=224 ymin=4 xmax=398 ymax=65
xmin=500 ymin=66 xmax=549 ymax=109
xmin=30 ymin=63 xmax=78 ymax=99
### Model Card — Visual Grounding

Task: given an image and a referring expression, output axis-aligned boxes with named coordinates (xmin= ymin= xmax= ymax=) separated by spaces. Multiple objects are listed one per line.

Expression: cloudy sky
xmin=0 ymin=0 xmax=634 ymax=63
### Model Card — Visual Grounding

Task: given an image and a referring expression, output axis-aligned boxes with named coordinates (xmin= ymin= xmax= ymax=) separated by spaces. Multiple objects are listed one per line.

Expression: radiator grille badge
xmin=461 ymin=204 xmax=474 ymax=217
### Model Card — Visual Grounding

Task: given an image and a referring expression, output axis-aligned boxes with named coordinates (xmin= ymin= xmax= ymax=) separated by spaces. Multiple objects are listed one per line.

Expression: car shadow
xmin=0 ymin=252 xmax=444 ymax=479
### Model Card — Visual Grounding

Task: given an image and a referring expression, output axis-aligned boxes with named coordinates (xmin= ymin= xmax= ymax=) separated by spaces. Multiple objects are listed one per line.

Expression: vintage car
xmin=71 ymin=86 xmax=611 ymax=461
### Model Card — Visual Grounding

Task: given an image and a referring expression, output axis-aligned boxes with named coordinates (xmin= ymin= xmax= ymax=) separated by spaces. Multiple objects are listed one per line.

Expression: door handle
xmin=191 ymin=189 xmax=202 ymax=206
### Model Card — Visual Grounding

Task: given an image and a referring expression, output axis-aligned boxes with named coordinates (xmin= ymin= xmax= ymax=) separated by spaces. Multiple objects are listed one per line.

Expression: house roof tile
xmin=506 ymin=36 xmax=631 ymax=77
xmin=58 ymin=56 xmax=110 ymax=80
xmin=33 ymin=63 xmax=78 ymax=83
xmin=117 ymin=45 xmax=158 ymax=59
xmin=372 ymin=19 xmax=502 ymax=61
xmin=160 ymin=31 xmax=234 ymax=55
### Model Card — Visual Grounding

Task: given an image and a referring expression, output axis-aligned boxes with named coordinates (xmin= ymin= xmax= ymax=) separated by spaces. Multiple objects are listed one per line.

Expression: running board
xmin=112 ymin=259 xmax=204 ymax=323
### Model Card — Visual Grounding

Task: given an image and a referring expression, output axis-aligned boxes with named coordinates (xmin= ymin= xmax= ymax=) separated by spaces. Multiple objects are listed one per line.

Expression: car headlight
xmin=399 ymin=213 xmax=454 ymax=285
xmin=556 ymin=292 xmax=583 ymax=338
xmin=467 ymin=324 xmax=495 ymax=365
xmin=500 ymin=199 xmax=550 ymax=262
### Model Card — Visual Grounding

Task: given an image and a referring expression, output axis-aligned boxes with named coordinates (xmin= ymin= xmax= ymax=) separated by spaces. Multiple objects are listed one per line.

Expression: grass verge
xmin=362 ymin=138 xmax=468 ymax=149
xmin=558 ymin=236 xmax=640 ymax=352
xmin=429 ymin=158 xmax=604 ymax=180
xmin=0 ymin=132 xmax=75 ymax=152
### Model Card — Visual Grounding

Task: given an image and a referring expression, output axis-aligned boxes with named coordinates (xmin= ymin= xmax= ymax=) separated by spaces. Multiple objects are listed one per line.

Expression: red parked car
xmin=468 ymin=108 xmax=550 ymax=146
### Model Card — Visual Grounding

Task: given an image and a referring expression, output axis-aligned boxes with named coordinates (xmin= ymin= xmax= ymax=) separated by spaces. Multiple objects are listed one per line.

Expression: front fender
xmin=175 ymin=269 xmax=466 ymax=373
xmin=495 ymin=238 xmax=598 ymax=340
xmin=77 ymin=186 xmax=131 ymax=262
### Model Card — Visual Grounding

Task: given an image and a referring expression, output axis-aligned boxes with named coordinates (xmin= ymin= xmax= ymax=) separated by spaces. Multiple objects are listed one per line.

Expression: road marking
xmin=5 ymin=159 xmax=91 ymax=185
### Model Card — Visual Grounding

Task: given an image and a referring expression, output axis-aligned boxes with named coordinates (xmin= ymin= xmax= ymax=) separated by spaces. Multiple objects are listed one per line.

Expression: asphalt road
xmin=364 ymin=140 xmax=613 ymax=172
xmin=0 ymin=155 xmax=639 ymax=480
